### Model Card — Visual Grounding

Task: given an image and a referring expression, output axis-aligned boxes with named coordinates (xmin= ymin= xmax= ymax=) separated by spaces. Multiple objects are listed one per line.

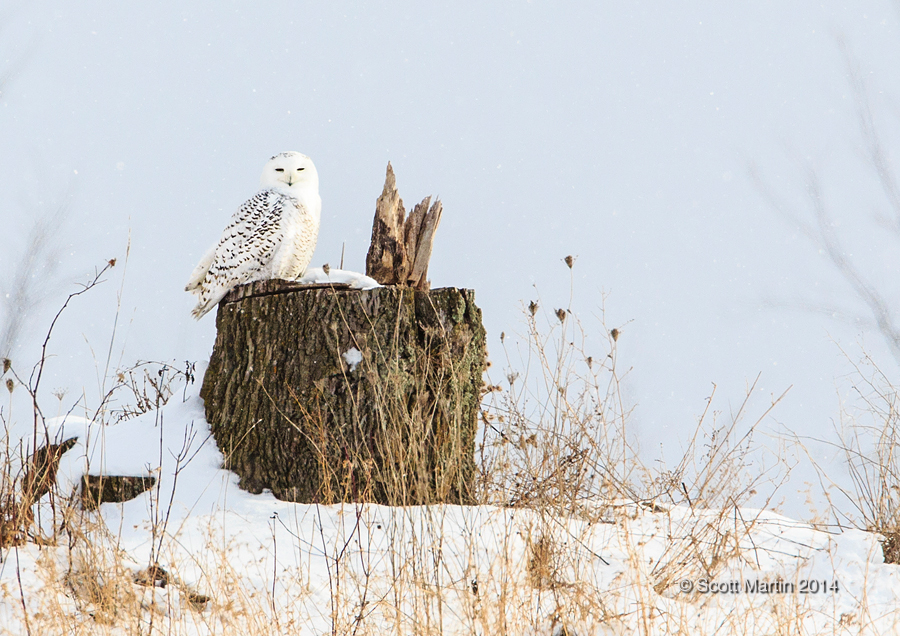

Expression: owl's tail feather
xmin=191 ymin=297 xmax=217 ymax=320
xmin=185 ymin=244 xmax=218 ymax=292
xmin=190 ymin=285 xmax=230 ymax=320
xmin=191 ymin=301 xmax=212 ymax=320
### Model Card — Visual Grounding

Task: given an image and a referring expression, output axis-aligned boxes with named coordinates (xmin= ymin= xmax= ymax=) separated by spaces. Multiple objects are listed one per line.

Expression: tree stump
xmin=200 ymin=281 xmax=486 ymax=505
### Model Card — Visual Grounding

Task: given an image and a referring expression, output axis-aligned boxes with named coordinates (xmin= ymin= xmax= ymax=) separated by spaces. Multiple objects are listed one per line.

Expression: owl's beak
xmin=286 ymin=174 xmax=294 ymax=186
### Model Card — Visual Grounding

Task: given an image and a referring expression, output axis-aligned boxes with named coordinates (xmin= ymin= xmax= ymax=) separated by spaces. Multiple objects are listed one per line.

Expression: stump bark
xmin=201 ymin=281 xmax=486 ymax=505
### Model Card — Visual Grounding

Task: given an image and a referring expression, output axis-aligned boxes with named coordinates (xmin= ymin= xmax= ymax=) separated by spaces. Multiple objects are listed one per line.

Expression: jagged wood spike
xmin=365 ymin=162 xmax=442 ymax=289
xmin=404 ymin=195 xmax=429 ymax=270
xmin=365 ymin=162 xmax=408 ymax=285
xmin=408 ymin=198 xmax=442 ymax=290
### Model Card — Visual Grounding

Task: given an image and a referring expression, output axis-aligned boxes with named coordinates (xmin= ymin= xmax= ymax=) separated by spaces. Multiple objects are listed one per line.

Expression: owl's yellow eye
xmin=296 ymin=167 xmax=305 ymax=171
xmin=275 ymin=168 xmax=284 ymax=172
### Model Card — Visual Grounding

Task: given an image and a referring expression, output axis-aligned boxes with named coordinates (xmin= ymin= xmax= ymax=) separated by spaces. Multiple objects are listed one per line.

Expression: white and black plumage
xmin=185 ymin=151 xmax=321 ymax=319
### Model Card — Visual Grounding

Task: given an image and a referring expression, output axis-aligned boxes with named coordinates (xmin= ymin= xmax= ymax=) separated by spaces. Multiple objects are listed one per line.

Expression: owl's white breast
xmin=271 ymin=186 xmax=322 ymax=280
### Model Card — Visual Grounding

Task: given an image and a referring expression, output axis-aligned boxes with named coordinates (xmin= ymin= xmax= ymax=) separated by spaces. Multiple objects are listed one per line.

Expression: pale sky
xmin=3 ymin=1 xmax=900 ymax=517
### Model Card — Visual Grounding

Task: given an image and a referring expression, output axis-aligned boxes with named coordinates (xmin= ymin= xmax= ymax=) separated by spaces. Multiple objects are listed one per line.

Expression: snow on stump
xmin=201 ymin=165 xmax=485 ymax=506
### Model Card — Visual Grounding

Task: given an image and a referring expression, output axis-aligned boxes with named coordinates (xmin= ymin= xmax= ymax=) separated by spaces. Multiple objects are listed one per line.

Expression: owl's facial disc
xmin=285 ymin=166 xmax=305 ymax=186
xmin=261 ymin=152 xmax=317 ymax=190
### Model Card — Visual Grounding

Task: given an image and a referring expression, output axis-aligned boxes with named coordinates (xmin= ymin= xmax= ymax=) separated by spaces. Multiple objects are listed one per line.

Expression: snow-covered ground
xmin=2 ymin=376 xmax=900 ymax=635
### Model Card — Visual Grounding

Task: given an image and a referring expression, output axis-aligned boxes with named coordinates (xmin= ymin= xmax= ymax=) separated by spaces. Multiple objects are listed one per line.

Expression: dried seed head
xmin=507 ymin=371 xmax=519 ymax=385
xmin=586 ymin=356 xmax=593 ymax=369
xmin=610 ymin=328 xmax=620 ymax=342
xmin=528 ymin=301 xmax=539 ymax=316
xmin=5 ymin=379 xmax=13 ymax=394
xmin=322 ymin=263 xmax=331 ymax=275
xmin=500 ymin=331 xmax=505 ymax=343
xmin=555 ymin=308 xmax=566 ymax=323
xmin=564 ymin=255 xmax=575 ymax=269
xmin=108 ymin=258 xmax=117 ymax=267
xmin=1 ymin=358 xmax=9 ymax=374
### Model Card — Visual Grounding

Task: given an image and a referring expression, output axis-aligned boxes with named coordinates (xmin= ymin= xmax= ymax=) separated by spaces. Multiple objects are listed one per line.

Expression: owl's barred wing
xmin=188 ymin=190 xmax=288 ymax=319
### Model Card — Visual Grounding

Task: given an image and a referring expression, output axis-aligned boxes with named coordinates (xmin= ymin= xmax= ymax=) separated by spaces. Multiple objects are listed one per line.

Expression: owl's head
xmin=260 ymin=151 xmax=319 ymax=192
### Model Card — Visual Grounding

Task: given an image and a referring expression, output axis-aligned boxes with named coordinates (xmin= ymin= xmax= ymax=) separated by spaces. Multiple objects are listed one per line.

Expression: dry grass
xmin=477 ymin=274 xmax=794 ymax=601
xmin=295 ymin=326 xmax=475 ymax=507
xmin=0 ymin=264 xmax=897 ymax=634
xmin=837 ymin=353 xmax=900 ymax=538
xmin=796 ymin=347 xmax=900 ymax=565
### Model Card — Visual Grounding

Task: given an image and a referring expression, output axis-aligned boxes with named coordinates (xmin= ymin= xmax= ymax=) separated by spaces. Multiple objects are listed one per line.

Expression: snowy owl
xmin=185 ymin=151 xmax=321 ymax=319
